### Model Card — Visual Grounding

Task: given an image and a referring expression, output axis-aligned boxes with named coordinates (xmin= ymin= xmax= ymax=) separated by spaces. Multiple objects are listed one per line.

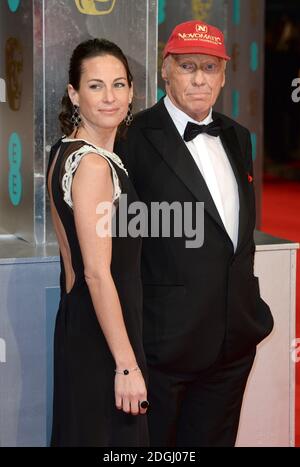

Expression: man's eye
xmin=203 ymin=63 xmax=218 ymax=72
xmin=180 ymin=63 xmax=195 ymax=71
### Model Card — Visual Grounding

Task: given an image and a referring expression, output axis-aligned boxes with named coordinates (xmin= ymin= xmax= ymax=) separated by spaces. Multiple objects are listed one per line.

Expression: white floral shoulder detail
xmin=61 ymin=138 xmax=128 ymax=209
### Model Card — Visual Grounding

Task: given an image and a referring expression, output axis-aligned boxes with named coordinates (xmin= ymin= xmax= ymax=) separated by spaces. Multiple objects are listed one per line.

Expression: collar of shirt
xmin=163 ymin=95 xmax=213 ymax=138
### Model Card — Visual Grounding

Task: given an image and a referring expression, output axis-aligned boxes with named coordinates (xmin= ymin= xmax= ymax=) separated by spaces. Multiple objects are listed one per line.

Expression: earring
xmin=124 ymin=103 xmax=133 ymax=126
xmin=71 ymin=104 xmax=82 ymax=128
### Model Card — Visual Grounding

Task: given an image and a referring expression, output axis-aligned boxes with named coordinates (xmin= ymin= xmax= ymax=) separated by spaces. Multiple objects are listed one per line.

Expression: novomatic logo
xmin=75 ymin=0 xmax=116 ymax=15
xmin=196 ymin=24 xmax=208 ymax=33
xmin=0 ymin=338 xmax=6 ymax=363
xmin=5 ymin=37 xmax=23 ymax=111
xmin=7 ymin=0 xmax=20 ymax=12
xmin=178 ymin=32 xmax=222 ymax=45
xmin=0 ymin=78 xmax=6 ymax=102
xmin=8 ymin=132 xmax=22 ymax=206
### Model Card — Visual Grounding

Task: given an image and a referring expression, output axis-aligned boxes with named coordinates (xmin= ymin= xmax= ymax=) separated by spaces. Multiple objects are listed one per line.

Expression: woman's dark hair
xmin=59 ymin=38 xmax=133 ymax=135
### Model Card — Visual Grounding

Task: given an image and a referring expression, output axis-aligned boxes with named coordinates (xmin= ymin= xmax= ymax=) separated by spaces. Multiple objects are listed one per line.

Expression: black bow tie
xmin=183 ymin=119 xmax=222 ymax=142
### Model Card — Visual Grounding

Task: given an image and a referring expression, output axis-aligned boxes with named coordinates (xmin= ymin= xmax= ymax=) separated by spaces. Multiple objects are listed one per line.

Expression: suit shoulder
xmin=131 ymin=101 xmax=162 ymax=128
xmin=214 ymin=111 xmax=250 ymax=137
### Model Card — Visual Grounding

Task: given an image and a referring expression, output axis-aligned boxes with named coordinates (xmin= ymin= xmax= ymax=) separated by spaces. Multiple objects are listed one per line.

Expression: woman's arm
xmin=72 ymin=153 xmax=147 ymax=415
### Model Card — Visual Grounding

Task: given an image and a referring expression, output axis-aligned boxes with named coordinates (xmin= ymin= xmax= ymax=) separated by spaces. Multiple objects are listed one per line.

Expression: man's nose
xmin=192 ymin=69 xmax=206 ymax=86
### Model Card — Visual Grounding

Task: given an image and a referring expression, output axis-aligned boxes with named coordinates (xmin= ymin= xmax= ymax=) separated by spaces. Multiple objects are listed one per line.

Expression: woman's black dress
xmin=47 ymin=138 xmax=148 ymax=447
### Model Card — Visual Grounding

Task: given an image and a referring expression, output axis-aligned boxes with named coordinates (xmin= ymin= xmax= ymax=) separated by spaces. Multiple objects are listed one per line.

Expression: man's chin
xmin=188 ymin=107 xmax=211 ymax=121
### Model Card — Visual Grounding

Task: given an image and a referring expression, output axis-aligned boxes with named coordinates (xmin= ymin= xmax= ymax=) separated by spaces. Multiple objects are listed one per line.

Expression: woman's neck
xmin=71 ymin=125 xmax=117 ymax=153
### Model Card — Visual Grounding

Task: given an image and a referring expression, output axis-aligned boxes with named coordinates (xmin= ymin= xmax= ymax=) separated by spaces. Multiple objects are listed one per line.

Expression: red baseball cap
xmin=163 ymin=20 xmax=230 ymax=61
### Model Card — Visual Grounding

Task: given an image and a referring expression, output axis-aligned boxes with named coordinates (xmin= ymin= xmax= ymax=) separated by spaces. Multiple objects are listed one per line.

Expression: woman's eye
xmin=114 ymin=82 xmax=126 ymax=88
xmin=89 ymin=83 xmax=102 ymax=90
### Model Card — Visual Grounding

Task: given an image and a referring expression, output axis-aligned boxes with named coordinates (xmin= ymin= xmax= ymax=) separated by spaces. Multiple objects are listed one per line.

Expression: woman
xmin=47 ymin=38 xmax=149 ymax=447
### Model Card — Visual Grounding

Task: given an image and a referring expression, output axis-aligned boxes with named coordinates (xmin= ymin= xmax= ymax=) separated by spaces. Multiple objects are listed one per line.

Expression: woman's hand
xmin=114 ymin=368 xmax=148 ymax=415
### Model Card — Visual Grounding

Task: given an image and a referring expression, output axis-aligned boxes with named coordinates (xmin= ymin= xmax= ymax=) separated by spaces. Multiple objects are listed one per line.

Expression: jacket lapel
xmin=217 ymin=117 xmax=250 ymax=252
xmin=142 ymin=101 xmax=227 ymax=235
xmin=141 ymin=101 xmax=250 ymax=250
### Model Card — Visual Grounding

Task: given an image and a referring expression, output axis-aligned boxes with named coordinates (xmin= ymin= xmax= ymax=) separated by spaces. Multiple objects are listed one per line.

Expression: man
xmin=116 ymin=20 xmax=273 ymax=447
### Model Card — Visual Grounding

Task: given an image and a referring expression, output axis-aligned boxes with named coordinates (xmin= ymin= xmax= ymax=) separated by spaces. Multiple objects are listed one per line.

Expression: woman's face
xmin=68 ymin=54 xmax=133 ymax=132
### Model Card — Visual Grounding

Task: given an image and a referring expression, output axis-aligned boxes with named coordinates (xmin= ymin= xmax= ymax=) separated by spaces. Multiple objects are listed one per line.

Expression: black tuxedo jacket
xmin=115 ymin=99 xmax=273 ymax=372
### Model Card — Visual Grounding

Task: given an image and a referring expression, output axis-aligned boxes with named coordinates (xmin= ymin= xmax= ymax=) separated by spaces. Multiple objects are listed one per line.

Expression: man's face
xmin=162 ymin=54 xmax=226 ymax=122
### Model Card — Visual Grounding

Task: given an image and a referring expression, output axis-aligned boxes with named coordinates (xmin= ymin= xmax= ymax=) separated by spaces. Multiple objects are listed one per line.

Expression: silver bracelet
xmin=115 ymin=365 xmax=140 ymax=375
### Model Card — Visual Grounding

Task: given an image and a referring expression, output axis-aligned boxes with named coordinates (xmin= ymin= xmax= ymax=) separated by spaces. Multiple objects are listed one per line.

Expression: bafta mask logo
xmin=75 ymin=0 xmax=116 ymax=15
xmin=250 ymin=0 xmax=259 ymax=26
xmin=231 ymin=43 xmax=240 ymax=72
xmin=249 ymin=89 xmax=258 ymax=117
xmin=191 ymin=0 xmax=212 ymax=22
xmin=5 ymin=37 xmax=23 ymax=111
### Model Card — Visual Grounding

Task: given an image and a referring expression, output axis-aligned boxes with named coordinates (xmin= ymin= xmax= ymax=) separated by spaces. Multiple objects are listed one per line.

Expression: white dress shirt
xmin=164 ymin=95 xmax=240 ymax=251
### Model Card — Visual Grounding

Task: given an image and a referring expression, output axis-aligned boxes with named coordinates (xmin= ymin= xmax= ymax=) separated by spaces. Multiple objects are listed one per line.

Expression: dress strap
xmin=61 ymin=141 xmax=127 ymax=209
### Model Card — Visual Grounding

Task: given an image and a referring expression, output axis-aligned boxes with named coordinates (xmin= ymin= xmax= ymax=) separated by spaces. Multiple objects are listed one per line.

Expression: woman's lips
xmin=99 ymin=108 xmax=119 ymax=113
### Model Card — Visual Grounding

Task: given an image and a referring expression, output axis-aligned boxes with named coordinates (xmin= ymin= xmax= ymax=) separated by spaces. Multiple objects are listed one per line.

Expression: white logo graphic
xmin=0 ymin=338 xmax=6 ymax=363
xmin=291 ymin=78 xmax=300 ymax=103
xmin=0 ymin=78 xmax=6 ymax=102
xmin=196 ymin=24 xmax=208 ymax=33
xmin=290 ymin=338 xmax=300 ymax=363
